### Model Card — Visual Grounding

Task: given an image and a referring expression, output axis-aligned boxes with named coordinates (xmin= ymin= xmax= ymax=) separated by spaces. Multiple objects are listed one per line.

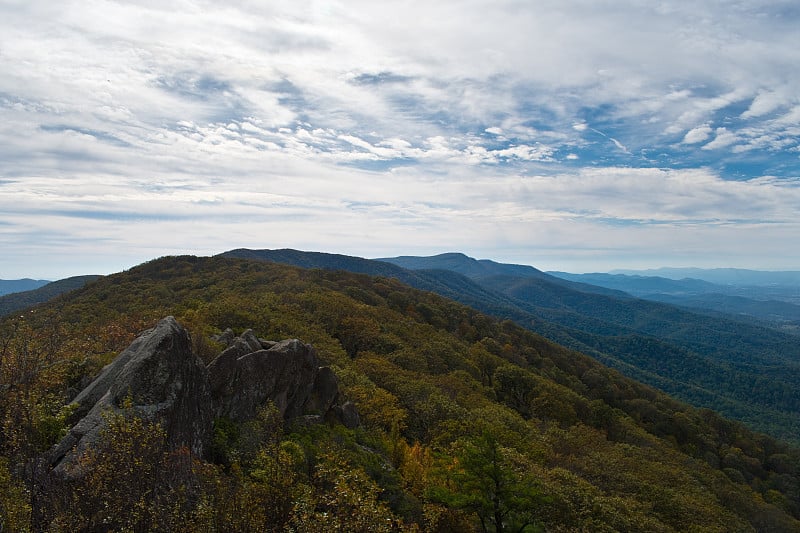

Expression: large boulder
xmin=47 ymin=317 xmax=357 ymax=477
xmin=208 ymin=337 xmax=340 ymax=422
xmin=47 ymin=317 xmax=213 ymax=475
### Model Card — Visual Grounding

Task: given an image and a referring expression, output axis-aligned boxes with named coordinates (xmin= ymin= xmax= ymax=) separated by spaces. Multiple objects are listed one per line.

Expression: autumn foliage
xmin=1 ymin=255 xmax=799 ymax=531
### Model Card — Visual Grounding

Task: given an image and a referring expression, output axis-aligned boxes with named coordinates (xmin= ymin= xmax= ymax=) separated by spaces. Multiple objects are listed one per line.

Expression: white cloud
xmin=682 ymin=125 xmax=713 ymax=144
xmin=702 ymin=128 xmax=739 ymax=150
xmin=1 ymin=0 xmax=799 ymax=277
xmin=741 ymin=89 xmax=789 ymax=119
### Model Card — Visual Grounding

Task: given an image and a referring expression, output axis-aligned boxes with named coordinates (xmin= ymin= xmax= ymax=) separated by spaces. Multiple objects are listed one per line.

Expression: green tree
xmin=493 ymin=365 xmax=537 ymax=418
xmin=41 ymin=404 xmax=200 ymax=532
xmin=290 ymin=451 xmax=407 ymax=532
xmin=0 ymin=456 xmax=30 ymax=532
xmin=429 ymin=431 xmax=545 ymax=532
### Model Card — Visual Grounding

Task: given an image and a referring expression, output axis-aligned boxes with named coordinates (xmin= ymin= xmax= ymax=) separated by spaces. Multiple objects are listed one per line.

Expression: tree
xmin=290 ymin=451 xmax=408 ymax=532
xmin=429 ymin=431 xmax=545 ymax=532
xmin=0 ymin=456 xmax=30 ymax=532
xmin=493 ymin=365 xmax=537 ymax=418
xmin=38 ymin=404 xmax=201 ymax=532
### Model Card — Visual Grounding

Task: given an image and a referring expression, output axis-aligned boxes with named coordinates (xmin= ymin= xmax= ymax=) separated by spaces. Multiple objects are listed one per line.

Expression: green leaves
xmin=429 ymin=431 xmax=545 ymax=532
xmin=0 ymin=255 xmax=798 ymax=531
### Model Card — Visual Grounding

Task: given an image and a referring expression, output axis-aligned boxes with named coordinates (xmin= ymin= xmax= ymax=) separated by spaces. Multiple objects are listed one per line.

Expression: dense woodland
xmin=275 ymin=249 xmax=800 ymax=443
xmin=0 ymin=276 xmax=101 ymax=318
xmin=1 ymin=255 xmax=800 ymax=531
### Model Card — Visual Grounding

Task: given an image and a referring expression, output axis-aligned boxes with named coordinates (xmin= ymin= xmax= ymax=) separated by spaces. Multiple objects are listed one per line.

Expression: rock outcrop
xmin=47 ymin=318 xmax=355 ymax=475
xmin=48 ymin=317 xmax=213 ymax=475
xmin=208 ymin=336 xmax=337 ymax=422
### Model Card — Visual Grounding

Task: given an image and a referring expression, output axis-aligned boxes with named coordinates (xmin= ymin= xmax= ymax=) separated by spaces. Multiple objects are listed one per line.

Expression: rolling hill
xmin=0 ymin=275 xmax=102 ymax=317
xmin=220 ymin=249 xmax=800 ymax=443
xmin=549 ymin=271 xmax=800 ymax=327
xmin=0 ymin=279 xmax=50 ymax=296
xmin=1 ymin=254 xmax=799 ymax=531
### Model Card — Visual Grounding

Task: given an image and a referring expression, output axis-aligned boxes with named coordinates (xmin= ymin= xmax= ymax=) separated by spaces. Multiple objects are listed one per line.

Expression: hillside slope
xmin=549 ymin=271 xmax=800 ymax=326
xmin=1 ymin=255 xmax=799 ymax=531
xmin=0 ymin=275 xmax=102 ymax=317
xmin=0 ymin=279 xmax=50 ymax=296
xmin=223 ymin=249 xmax=800 ymax=443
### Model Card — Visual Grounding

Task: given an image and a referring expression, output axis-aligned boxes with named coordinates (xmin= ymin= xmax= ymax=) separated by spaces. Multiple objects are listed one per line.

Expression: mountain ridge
xmin=223 ymin=248 xmax=800 ymax=443
xmin=2 ymin=253 xmax=798 ymax=531
xmin=0 ymin=278 xmax=50 ymax=297
xmin=0 ymin=275 xmax=102 ymax=317
xmin=610 ymin=267 xmax=800 ymax=286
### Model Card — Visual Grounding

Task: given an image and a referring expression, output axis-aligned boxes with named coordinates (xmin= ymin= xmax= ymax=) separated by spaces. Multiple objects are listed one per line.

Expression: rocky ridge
xmin=46 ymin=316 xmax=357 ymax=476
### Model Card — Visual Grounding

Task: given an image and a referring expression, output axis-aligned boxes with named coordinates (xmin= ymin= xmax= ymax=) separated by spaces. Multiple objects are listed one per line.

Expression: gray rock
xmin=308 ymin=366 xmax=340 ymax=414
xmin=47 ymin=317 xmax=359 ymax=480
xmin=239 ymin=329 xmax=263 ymax=353
xmin=48 ymin=317 xmax=213 ymax=475
xmin=329 ymin=401 xmax=360 ymax=429
xmin=212 ymin=328 xmax=236 ymax=347
xmin=209 ymin=338 xmax=320 ymax=422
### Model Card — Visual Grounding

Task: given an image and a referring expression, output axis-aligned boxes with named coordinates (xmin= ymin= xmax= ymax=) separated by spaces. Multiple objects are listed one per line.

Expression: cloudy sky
xmin=1 ymin=0 xmax=799 ymax=279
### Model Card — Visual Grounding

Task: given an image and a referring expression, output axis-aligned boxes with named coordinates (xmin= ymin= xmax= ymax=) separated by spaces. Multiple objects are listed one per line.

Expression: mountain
xmin=547 ymin=271 xmax=723 ymax=295
xmin=384 ymin=254 xmax=800 ymax=440
xmin=0 ymin=278 xmax=50 ymax=296
xmin=0 ymin=275 xmax=102 ymax=317
xmin=220 ymin=249 xmax=800 ymax=443
xmin=383 ymin=252 xmax=628 ymax=298
xmin=549 ymin=271 xmax=800 ymax=328
xmin=2 ymin=254 xmax=799 ymax=531
xmin=610 ymin=267 xmax=800 ymax=288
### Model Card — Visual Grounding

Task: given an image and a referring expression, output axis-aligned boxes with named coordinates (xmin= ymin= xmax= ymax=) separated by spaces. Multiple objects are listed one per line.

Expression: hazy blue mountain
xmin=549 ymin=271 xmax=800 ymax=326
xmin=223 ymin=248 xmax=800 ymax=443
xmin=0 ymin=275 xmax=102 ymax=317
xmin=381 ymin=253 xmax=627 ymax=298
xmin=382 ymin=252 xmax=549 ymax=279
xmin=610 ymin=267 xmax=800 ymax=287
xmin=0 ymin=278 xmax=50 ymax=296
xmin=548 ymin=272 xmax=721 ymax=295
xmin=643 ymin=292 xmax=800 ymax=325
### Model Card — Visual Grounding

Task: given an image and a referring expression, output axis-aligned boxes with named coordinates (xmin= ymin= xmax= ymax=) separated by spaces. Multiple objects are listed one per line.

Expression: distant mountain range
xmin=0 ymin=275 xmax=102 ymax=317
xmin=219 ymin=249 xmax=800 ymax=443
xmin=548 ymin=271 xmax=800 ymax=328
xmin=5 ymin=251 xmax=800 ymax=443
xmin=609 ymin=267 xmax=800 ymax=287
xmin=0 ymin=278 xmax=50 ymax=296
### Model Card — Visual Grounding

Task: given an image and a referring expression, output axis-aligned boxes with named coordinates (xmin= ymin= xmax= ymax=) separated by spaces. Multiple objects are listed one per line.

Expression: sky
xmin=1 ymin=0 xmax=799 ymax=279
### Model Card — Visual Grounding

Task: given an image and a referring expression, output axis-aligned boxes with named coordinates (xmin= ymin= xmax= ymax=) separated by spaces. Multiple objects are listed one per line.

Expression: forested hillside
xmin=223 ymin=249 xmax=800 ymax=443
xmin=0 ymin=276 xmax=101 ymax=318
xmin=548 ymin=272 xmax=800 ymax=327
xmin=1 ymin=255 xmax=799 ymax=531
xmin=0 ymin=279 xmax=49 ymax=297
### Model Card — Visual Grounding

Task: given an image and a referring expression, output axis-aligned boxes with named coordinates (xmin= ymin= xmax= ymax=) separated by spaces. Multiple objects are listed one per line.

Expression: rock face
xmin=48 ymin=317 xmax=213 ymax=475
xmin=208 ymin=337 xmax=338 ymax=422
xmin=47 ymin=318 xmax=355 ymax=475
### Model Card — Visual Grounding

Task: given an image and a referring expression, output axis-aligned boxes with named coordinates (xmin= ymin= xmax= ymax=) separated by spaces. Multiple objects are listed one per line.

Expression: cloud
xmin=1 ymin=0 xmax=799 ymax=276
xmin=741 ymin=89 xmax=789 ymax=119
xmin=682 ymin=125 xmax=713 ymax=144
xmin=703 ymin=128 xmax=739 ymax=150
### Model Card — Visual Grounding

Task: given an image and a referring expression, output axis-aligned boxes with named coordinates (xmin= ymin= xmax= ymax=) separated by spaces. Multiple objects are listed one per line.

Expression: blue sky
xmin=1 ymin=1 xmax=799 ymax=279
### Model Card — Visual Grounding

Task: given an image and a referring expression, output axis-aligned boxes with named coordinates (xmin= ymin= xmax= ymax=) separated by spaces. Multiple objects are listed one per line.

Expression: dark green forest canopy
xmin=1 ymin=255 xmax=799 ymax=531
xmin=226 ymin=249 xmax=800 ymax=443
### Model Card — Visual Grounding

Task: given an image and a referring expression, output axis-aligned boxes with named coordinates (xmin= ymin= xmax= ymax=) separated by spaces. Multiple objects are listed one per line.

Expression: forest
xmin=1 ymin=255 xmax=799 ymax=531
xmin=227 ymin=249 xmax=800 ymax=443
